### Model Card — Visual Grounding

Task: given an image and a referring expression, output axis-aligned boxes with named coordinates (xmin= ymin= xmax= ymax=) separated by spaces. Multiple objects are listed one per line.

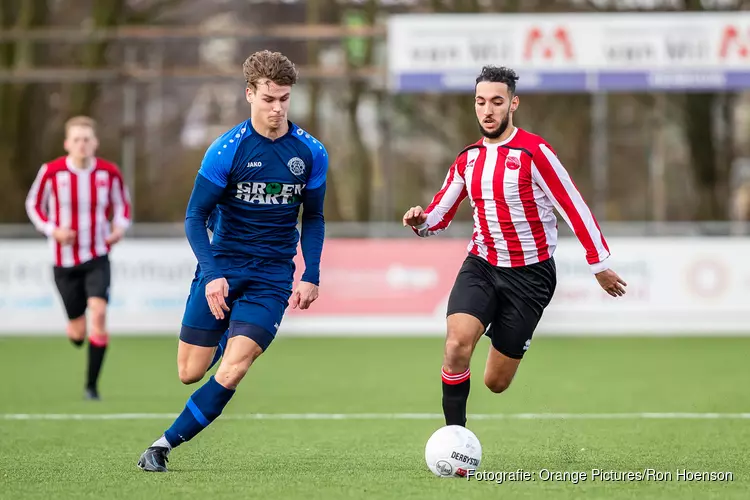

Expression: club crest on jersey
xmin=287 ymin=157 xmax=306 ymax=176
xmin=505 ymin=156 xmax=522 ymax=170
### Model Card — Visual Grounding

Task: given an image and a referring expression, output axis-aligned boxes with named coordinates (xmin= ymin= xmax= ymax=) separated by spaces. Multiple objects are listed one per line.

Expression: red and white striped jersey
xmin=25 ymin=156 xmax=132 ymax=268
xmin=414 ymin=127 xmax=610 ymax=273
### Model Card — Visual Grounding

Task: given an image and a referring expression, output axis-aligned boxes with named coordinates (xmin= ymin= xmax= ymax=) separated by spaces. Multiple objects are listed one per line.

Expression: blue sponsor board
xmin=391 ymin=71 xmax=750 ymax=93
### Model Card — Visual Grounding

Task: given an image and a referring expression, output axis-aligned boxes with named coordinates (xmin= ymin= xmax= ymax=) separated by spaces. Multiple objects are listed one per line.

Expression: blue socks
xmin=156 ymin=332 xmax=231 ymax=450
xmin=208 ymin=330 xmax=229 ymax=371
xmin=163 ymin=375 xmax=235 ymax=448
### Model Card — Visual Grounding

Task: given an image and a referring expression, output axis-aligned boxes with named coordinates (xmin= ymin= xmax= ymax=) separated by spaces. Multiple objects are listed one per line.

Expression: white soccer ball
xmin=424 ymin=425 xmax=482 ymax=478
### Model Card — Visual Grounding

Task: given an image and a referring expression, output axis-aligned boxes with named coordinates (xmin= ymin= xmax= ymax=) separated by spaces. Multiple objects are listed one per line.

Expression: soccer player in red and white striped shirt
xmin=403 ymin=66 xmax=627 ymax=429
xmin=25 ymin=116 xmax=131 ymax=400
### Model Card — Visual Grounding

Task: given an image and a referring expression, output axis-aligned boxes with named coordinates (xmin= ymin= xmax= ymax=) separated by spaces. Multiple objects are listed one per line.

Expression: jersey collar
xmin=248 ymin=119 xmax=295 ymax=143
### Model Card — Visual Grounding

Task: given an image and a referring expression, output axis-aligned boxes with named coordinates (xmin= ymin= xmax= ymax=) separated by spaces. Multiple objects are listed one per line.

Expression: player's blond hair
xmin=65 ymin=116 xmax=97 ymax=135
xmin=242 ymin=50 xmax=298 ymax=90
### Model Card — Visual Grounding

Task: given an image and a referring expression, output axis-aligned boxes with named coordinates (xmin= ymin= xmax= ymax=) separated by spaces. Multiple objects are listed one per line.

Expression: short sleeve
xmin=197 ymin=137 xmax=233 ymax=188
xmin=307 ymin=145 xmax=328 ymax=190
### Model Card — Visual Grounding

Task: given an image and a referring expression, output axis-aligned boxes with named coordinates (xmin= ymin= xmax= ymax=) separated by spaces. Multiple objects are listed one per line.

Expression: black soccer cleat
xmin=137 ymin=446 xmax=170 ymax=472
xmin=84 ymin=387 xmax=100 ymax=401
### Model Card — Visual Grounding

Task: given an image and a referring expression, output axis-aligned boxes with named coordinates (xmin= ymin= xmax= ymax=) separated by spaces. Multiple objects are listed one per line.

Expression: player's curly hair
xmin=243 ymin=50 xmax=299 ymax=89
xmin=475 ymin=66 xmax=520 ymax=95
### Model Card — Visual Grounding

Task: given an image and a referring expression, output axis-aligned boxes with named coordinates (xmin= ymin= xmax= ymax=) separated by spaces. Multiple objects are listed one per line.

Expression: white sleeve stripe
xmin=422 ymin=163 xmax=465 ymax=235
xmin=535 ymin=145 xmax=609 ymax=261
xmin=110 ymin=177 xmax=131 ymax=228
xmin=538 ymin=145 xmax=607 ymax=253
xmin=25 ymin=165 xmax=52 ymax=234
xmin=425 ymin=182 xmax=464 ymax=228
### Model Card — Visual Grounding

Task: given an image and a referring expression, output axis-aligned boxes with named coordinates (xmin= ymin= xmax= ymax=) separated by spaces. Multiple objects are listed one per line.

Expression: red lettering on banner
xmin=524 ymin=27 xmax=574 ymax=61
xmin=719 ymin=26 xmax=750 ymax=59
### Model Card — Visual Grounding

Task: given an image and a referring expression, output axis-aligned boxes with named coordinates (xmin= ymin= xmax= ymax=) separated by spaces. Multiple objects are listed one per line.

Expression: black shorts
xmin=53 ymin=255 xmax=111 ymax=320
xmin=447 ymin=254 xmax=557 ymax=359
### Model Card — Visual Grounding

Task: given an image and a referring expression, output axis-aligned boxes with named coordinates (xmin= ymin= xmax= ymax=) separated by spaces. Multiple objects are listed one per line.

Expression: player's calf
xmin=140 ymin=338 xmax=252 ymax=467
xmin=442 ymin=313 xmax=485 ymax=427
xmin=85 ymin=297 xmax=109 ymax=400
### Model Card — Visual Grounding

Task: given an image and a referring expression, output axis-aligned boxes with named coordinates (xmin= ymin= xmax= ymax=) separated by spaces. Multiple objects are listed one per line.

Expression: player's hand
xmin=291 ymin=281 xmax=319 ymax=310
xmin=205 ymin=277 xmax=230 ymax=320
xmin=105 ymin=227 xmax=125 ymax=245
xmin=402 ymin=206 xmax=428 ymax=227
xmin=52 ymin=227 xmax=76 ymax=245
xmin=595 ymin=269 xmax=627 ymax=297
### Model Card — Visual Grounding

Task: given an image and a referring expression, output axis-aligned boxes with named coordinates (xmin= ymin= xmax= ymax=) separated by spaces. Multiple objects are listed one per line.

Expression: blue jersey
xmin=199 ymin=120 xmax=327 ymax=260
xmin=184 ymin=119 xmax=328 ymax=286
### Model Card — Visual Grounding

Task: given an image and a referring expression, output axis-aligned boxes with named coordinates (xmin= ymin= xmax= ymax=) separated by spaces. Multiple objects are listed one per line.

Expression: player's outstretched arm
xmin=404 ymin=158 xmax=467 ymax=237
xmin=531 ymin=143 xmax=626 ymax=297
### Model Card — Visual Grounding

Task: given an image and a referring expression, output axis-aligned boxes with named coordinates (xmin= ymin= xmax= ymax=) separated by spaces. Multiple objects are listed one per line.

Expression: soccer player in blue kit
xmin=137 ymin=51 xmax=327 ymax=472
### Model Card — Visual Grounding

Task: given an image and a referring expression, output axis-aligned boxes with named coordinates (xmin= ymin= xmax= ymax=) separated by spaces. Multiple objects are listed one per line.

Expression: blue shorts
xmin=179 ymin=256 xmax=295 ymax=351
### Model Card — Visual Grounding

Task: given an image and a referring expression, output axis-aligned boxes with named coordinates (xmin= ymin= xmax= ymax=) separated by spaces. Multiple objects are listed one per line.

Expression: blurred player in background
xmin=138 ymin=50 xmax=328 ymax=472
xmin=25 ymin=116 xmax=131 ymax=401
xmin=403 ymin=66 xmax=627 ymax=428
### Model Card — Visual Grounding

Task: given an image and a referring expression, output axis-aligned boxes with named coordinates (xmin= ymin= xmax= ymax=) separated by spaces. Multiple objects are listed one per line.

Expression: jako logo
xmin=524 ymin=27 xmax=574 ymax=60
xmin=246 ymin=161 xmax=262 ymax=168
xmin=719 ymin=26 xmax=750 ymax=59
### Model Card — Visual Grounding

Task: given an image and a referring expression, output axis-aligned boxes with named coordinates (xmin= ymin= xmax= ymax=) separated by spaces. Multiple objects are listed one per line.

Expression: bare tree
xmin=0 ymin=0 xmax=49 ymax=222
xmin=0 ymin=0 xmax=186 ymax=223
xmin=333 ymin=0 xmax=379 ymax=221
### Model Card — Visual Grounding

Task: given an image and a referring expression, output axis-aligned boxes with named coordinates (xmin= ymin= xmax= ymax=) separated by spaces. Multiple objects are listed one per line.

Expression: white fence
xmin=0 ymin=237 xmax=748 ymax=336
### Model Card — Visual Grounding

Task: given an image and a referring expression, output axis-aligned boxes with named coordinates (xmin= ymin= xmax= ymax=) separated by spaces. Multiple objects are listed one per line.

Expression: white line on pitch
xmin=2 ymin=412 xmax=750 ymax=421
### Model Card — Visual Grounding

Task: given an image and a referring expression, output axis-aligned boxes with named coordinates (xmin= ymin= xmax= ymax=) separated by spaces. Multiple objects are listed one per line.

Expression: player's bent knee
xmin=444 ymin=337 xmax=471 ymax=358
xmin=178 ymin=367 xmax=205 ymax=385
xmin=444 ymin=333 xmax=475 ymax=369
xmin=484 ymin=374 xmax=513 ymax=394
xmin=177 ymin=339 xmax=219 ymax=384
xmin=484 ymin=348 xmax=522 ymax=394
xmin=177 ymin=352 xmax=211 ymax=384
xmin=67 ymin=317 xmax=86 ymax=341
xmin=177 ymin=362 xmax=208 ymax=384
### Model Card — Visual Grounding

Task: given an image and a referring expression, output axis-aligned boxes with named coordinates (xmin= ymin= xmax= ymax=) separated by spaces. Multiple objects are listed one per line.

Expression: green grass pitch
xmin=0 ymin=335 xmax=748 ymax=499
